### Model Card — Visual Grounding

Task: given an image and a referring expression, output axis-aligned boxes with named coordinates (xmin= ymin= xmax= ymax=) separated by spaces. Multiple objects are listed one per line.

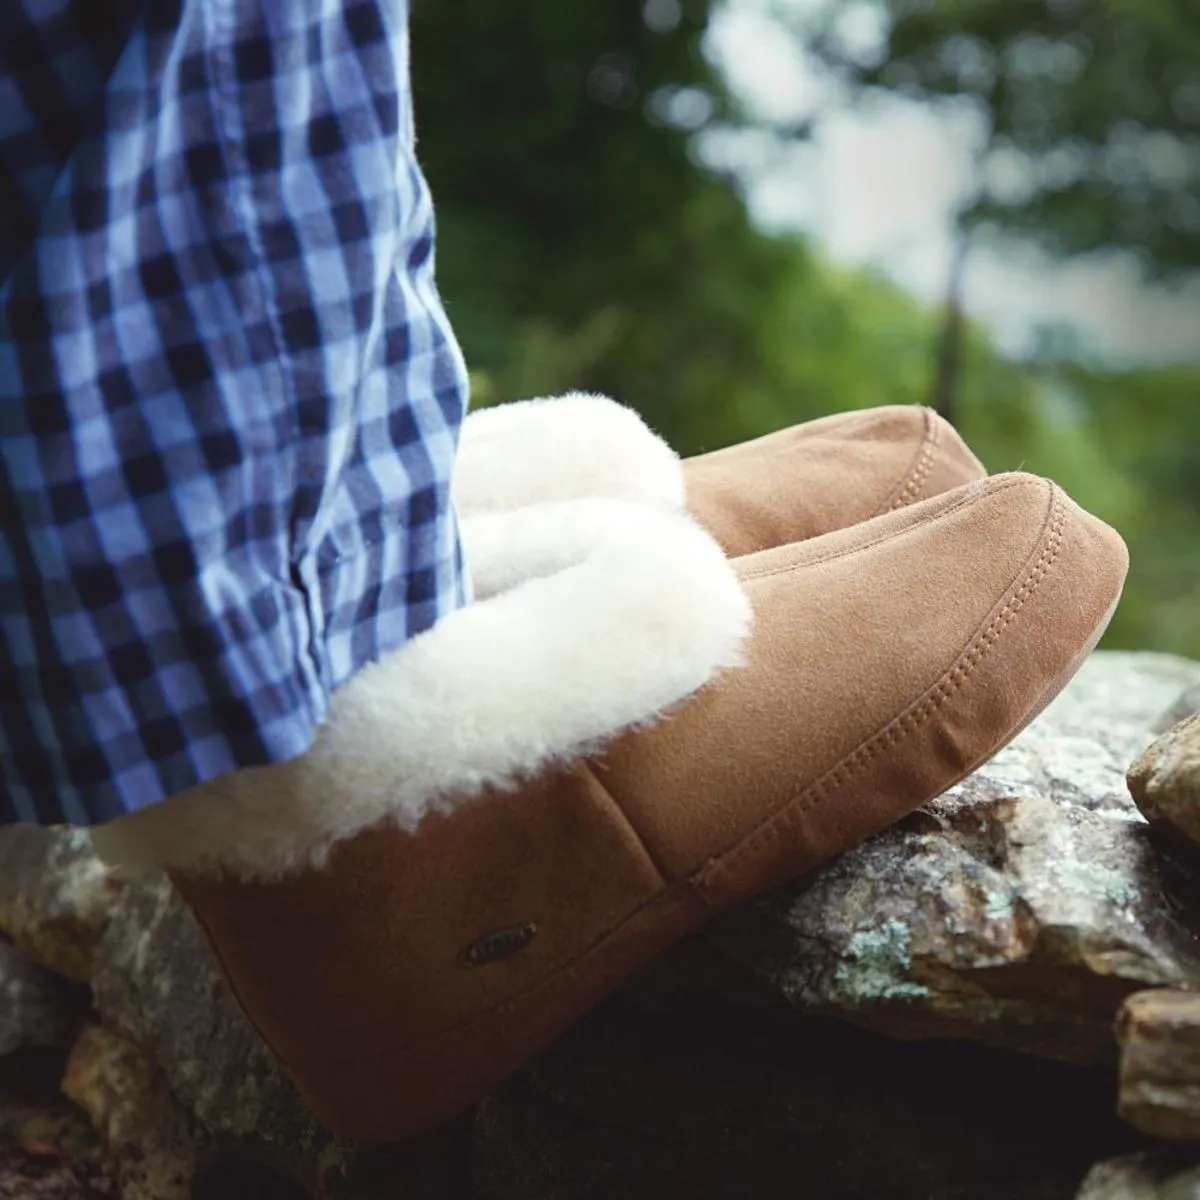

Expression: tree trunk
xmin=928 ymin=230 xmax=973 ymax=428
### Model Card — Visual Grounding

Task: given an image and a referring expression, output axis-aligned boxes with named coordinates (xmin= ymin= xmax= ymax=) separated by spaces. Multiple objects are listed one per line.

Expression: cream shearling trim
xmin=91 ymin=499 xmax=751 ymax=883
xmin=453 ymin=393 xmax=684 ymax=516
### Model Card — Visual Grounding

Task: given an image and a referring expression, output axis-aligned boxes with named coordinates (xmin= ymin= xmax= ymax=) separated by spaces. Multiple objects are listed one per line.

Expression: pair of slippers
xmin=94 ymin=397 xmax=1128 ymax=1141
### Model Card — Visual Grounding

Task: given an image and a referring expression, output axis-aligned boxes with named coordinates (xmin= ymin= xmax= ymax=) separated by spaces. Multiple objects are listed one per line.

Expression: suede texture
xmin=170 ymin=471 xmax=1127 ymax=1142
xmin=684 ymin=405 xmax=986 ymax=556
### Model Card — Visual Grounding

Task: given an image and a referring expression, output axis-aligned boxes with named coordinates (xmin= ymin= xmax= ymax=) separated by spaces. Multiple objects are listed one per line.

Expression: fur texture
xmin=453 ymin=393 xmax=684 ymax=516
xmin=91 ymin=499 xmax=751 ymax=882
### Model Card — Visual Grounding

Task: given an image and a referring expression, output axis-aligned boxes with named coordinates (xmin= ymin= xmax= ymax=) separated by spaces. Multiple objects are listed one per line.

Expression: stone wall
xmin=3 ymin=651 xmax=1200 ymax=1199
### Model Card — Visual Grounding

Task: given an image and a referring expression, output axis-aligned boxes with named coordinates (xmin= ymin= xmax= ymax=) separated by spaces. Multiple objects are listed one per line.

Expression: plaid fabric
xmin=0 ymin=0 xmax=470 ymax=826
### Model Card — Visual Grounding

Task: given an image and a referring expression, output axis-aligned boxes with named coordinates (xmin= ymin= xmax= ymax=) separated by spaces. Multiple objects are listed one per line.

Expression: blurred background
xmin=409 ymin=0 xmax=1200 ymax=657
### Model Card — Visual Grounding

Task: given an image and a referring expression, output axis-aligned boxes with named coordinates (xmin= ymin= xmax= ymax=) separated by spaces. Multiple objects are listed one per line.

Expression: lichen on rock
xmin=701 ymin=652 xmax=1200 ymax=1064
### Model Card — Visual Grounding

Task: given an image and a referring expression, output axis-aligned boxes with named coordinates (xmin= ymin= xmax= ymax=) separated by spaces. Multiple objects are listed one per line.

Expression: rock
xmin=1076 ymin=1153 xmax=1200 ymax=1198
xmin=88 ymin=878 xmax=345 ymax=1196
xmin=1152 ymin=683 xmax=1200 ymax=734
xmin=1116 ymin=990 xmax=1200 ymax=1143
xmin=0 ymin=1078 xmax=118 ymax=1199
xmin=1128 ymin=715 xmax=1200 ymax=850
xmin=0 ymin=1142 xmax=117 ymax=1200
xmin=2 ymin=650 xmax=1200 ymax=1195
xmin=0 ymin=942 xmax=81 ymax=1056
xmin=61 ymin=1023 xmax=200 ymax=1200
xmin=492 ymin=999 xmax=1130 ymax=1200
xmin=688 ymin=652 xmax=1200 ymax=1066
xmin=0 ymin=828 xmax=123 ymax=983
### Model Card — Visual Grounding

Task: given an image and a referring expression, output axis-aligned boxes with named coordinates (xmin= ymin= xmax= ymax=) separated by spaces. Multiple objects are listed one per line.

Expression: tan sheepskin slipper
xmin=93 ymin=469 xmax=1127 ymax=1142
xmin=683 ymin=403 xmax=987 ymax=554
xmin=453 ymin=393 xmax=987 ymax=553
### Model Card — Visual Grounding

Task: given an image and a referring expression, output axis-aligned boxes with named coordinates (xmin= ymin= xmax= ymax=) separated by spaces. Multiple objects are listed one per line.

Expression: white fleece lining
xmin=453 ymin=393 xmax=685 ymax=516
xmin=91 ymin=499 xmax=751 ymax=882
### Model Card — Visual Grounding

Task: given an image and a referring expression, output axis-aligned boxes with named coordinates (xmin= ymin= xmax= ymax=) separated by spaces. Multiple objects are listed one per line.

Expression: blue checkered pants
xmin=0 ymin=0 xmax=470 ymax=826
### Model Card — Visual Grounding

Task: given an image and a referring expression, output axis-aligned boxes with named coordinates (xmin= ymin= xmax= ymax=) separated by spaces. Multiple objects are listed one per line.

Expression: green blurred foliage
xmin=807 ymin=0 xmax=1200 ymax=279
xmin=801 ymin=0 xmax=1200 ymax=653
xmin=1028 ymin=360 xmax=1200 ymax=654
xmin=410 ymin=0 xmax=1200 ymax=657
